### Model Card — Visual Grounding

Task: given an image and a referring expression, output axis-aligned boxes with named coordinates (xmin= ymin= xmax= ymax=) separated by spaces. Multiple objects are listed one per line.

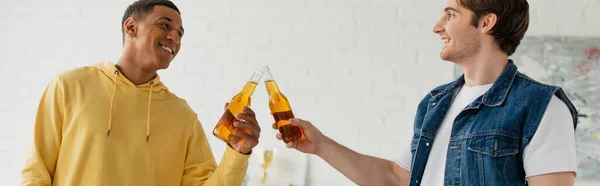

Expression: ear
xmin=124 ymin=17 xmax=137 ymax=38
xmin=479 ymin=13 xmax=497 ymax=34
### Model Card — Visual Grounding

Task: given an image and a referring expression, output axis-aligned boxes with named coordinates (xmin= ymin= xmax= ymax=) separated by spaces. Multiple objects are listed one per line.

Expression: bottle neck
xmin=241 ymin=71 xmax=262 ymax=95
xmin=240 ymin=81 xmax=257 ymax=95
xmin=262 ymin=67 xmax=280 ymax=95
xmin=265 ymin=79 xmax=280 ymax=95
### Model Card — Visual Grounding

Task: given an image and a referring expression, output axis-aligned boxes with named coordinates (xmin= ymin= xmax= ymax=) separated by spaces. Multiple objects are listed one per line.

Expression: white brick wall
xmin=0 ymin=0 xmax=598 ymax=185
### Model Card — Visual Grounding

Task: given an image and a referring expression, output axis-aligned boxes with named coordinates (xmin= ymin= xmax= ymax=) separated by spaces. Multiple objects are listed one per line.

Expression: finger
xmin=285 ymin=140 xmax=297 ymax=149
xmin=272 ymin=123 xmax=277 ymax=130
xmin=290 ymin=118 xmax=312 ymax=129
xmin=234 ymin=121 xmax=260 ymax=138
xmin=237 ymin=115 xmax=260 ymax=136
xmin=242 ymin=106 xmax=255 ymax=116
xmin=229 ymin=135 xmax=240 ymax=144
xmin=233 ymin=130 xmax=258 ymax=144
xmin=237 ymin=113 xmax=260 ymax=132
xmin=276 ymin=133 xmax=282 ymax=140
xmin=224 ymin=102 xmax=229 ymax=111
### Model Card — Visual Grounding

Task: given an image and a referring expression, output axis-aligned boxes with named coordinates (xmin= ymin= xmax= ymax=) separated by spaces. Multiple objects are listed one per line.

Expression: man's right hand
xmin=272 ymin=118 xmax=326 ymax=155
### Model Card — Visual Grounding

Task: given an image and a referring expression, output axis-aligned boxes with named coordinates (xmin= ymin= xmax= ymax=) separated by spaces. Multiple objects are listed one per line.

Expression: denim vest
xmin=408 ymin=60 xmax=578 ymax=186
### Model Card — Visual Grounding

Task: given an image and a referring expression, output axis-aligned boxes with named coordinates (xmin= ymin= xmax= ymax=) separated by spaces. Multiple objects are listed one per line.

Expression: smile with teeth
xmin=160 ymin=44 xmax=174 ymax=54
xmin=443 ymin=39 xmax=450 ymax=44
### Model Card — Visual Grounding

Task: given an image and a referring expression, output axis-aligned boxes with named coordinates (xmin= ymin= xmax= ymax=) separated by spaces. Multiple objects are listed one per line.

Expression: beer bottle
xmin=212 ymin=69 xmax=263 ymax=143
xmin=262 ymin=66 xmax=303 ymax=143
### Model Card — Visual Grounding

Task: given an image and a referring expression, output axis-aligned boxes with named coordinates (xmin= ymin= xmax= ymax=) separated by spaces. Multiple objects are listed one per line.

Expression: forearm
xmin=183 ymin=119 xmax=249 ymax=186
xmin=316 ymin=136 xmax=402 ymax=186
xmin=200 ymin=145 xmax=249 ymax=186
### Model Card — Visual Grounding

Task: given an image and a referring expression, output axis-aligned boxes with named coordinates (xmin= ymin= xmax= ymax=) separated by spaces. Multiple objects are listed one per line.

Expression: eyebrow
xmin=159 ymin=17 xmax=184 ymax=33
xmin=444 ymin=7 xmax=461 ymax=14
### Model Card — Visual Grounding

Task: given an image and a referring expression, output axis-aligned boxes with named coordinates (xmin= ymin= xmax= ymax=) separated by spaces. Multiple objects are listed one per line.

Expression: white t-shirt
xmin=394 ymin=84 xmax=577 ymax=185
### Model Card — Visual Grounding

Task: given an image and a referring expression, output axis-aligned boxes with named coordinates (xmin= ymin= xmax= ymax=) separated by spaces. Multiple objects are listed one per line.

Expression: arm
xmin=182 ymin=105 xmax=260 ymax=186
xmin=318 ymin=136 xmax=410 ymax=186
xmin=21 ymin=76 xmax=65 ymax=186
xmin=527 ymin=172 xmax=575 ymax=186
xmin=275 ymin=118 xmax=409 ymax=186
xmin=181 ymin=118 xmax=250 ymax=186
xmin=523 ymin=96 xmax=577 ymax=186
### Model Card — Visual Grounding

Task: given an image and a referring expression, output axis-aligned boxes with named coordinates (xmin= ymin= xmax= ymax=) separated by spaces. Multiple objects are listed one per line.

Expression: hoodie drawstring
xmin=146 ymin=81 xmax=154 ymax=142
xmin=107 ymin=70 xmax=119 ymax=136
xmin=106 ymin=69 xmax=154 ymax=143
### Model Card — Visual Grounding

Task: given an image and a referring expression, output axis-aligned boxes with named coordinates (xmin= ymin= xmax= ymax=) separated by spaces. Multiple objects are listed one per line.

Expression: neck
xmin=116 ymin=53 xmax=157 ymax=85
xmin=457 ymin=44 xmax=508 ymax=87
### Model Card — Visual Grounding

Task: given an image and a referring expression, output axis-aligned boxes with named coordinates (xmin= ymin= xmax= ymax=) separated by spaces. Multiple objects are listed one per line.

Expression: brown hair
xmin=459 ymin=0 xmax=529 ymax=55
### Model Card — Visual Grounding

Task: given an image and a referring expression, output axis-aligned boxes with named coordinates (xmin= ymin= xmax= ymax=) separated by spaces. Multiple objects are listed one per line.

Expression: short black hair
xmin=121 ymin=0 xmax=180 ymax=43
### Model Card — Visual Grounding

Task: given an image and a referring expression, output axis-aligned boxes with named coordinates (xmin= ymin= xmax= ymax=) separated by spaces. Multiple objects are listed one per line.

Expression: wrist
xmin=315 ymin=136 xmax=332 ymax=157
xmin=223 ymin=144 xmax=250 ymax=170
xmin=227 ymin=143 xmax=252 ymax=155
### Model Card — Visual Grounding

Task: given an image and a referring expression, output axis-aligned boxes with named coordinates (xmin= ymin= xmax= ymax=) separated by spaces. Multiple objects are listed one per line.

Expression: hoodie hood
xmin=92 ymin=61 xmax=168 ymax=92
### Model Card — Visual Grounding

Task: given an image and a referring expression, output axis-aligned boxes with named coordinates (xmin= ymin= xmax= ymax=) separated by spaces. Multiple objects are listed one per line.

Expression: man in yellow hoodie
xmin=20 ymin=0 xmax=261 ymax=185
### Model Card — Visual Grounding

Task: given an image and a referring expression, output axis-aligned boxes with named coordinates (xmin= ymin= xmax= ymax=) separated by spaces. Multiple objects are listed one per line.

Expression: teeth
xmin=160 ymin=45 xmax=173 ymax=54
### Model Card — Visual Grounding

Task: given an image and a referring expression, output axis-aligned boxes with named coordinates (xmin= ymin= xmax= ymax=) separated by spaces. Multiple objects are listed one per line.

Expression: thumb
xmin=290 ymin=118 xmax=311 ymax=129
xmin=224 ymin=102 xmax=229 ymax=111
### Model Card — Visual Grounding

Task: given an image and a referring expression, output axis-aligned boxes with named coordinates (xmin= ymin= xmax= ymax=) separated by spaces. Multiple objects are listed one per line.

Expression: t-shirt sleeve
xmin=523 ymin=95 xmax=577 ymax=178
xmin=395 ymin=125 xmax=414 ymax=171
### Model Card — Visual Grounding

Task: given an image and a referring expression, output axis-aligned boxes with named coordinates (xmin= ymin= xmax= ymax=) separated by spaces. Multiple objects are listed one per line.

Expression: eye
xmin=446 ymin=13 xmax=454 ymax=20
xmin=160 ymin=23 xmax=169 ymax=29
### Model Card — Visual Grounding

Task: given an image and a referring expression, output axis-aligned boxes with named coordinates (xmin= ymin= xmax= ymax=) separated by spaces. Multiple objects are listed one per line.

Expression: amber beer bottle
xmin=262 ymin=67 xmax=303 ymax=143
xmin=212 ymin=69 xmax=263 ymax=143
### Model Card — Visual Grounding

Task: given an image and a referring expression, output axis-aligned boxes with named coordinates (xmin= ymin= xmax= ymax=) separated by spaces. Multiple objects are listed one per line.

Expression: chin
xmin=155 ymin=60 xmax=172 ymax=70
xmin=440 ymin=51 xmax=452 ymax=62
xmin=440 ymin=49 xmax=461 ymax=63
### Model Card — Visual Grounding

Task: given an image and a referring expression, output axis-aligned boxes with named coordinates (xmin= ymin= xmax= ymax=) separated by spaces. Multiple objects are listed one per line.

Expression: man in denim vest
xmin=272 ymin=0 xmax=579 ymax=185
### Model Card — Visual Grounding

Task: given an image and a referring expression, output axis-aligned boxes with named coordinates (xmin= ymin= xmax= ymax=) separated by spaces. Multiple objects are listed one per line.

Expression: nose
xmin=166 ymin=30 xmax=180 ymax=44
xmin=433 ymin=17 xmax=445 ymax=34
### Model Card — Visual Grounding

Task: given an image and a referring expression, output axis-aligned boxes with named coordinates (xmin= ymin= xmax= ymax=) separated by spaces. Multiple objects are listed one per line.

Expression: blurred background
xmin=1 ymin=0 xmax=598 ymax=185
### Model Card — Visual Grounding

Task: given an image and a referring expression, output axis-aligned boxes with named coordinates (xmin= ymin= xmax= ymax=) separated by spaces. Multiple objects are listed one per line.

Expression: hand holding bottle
xmin=272 ymin=118 xmax=326 ymax=155
xmin=223 ymin=102 xmax=260 ymax=154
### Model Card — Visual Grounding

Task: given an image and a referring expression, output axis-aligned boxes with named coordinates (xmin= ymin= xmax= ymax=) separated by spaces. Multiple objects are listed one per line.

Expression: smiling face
xmin=123 ymin=5 xmax=184 ymax=70
xmin=432 ymin=0 xmax=481 ymax=64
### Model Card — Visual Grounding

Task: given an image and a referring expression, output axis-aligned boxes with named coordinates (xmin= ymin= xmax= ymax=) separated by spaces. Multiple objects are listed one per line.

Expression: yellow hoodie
xmin=21 ymin=61 xmax=249 ymax=186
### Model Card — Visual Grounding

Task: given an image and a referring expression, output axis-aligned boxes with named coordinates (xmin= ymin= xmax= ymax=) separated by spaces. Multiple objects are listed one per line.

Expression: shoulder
xmin=543 ymin=95 xmax=572 ymax=123
xmin=52 ymin=63 xmax=104 ymax=87
xmin=58 ymin=63 xmax=101 ymax=80
xmin=513 ymin=72 xmax=559 ymax=93
xmin=163 ymin=91 xmax=199 ymax=120
xmin=507 ymin=72 xmax=563 ymax=110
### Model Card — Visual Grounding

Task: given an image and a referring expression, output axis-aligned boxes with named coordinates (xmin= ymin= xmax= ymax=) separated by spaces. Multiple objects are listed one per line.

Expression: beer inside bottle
xmin=212 ymin=70 xmax=262 ymax=143
xmin=262 ymin=67 xmax=303 ymax=143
